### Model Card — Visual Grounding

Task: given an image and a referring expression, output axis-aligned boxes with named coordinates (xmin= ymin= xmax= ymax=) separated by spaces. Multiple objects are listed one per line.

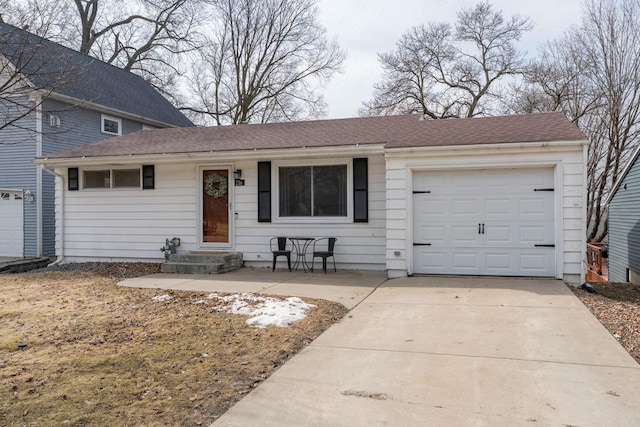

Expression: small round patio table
xmin=288 ymin=237 xmax=315 ymax=272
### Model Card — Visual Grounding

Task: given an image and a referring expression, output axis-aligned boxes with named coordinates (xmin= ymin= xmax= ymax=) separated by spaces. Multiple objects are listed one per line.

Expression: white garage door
xmin=0 ymin=191 xmax=24 ymax=257
xmin=413 ymin=168 xmax=555 ymax=277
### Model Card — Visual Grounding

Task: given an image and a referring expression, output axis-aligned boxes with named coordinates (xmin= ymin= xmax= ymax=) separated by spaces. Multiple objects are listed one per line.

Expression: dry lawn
xmin=0 ymin=269 xmax=348 ymax=426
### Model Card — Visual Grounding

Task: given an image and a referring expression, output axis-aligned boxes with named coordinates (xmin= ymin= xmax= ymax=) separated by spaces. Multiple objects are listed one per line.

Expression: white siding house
xmin=37 ymin=112 xmax=589 ymax=283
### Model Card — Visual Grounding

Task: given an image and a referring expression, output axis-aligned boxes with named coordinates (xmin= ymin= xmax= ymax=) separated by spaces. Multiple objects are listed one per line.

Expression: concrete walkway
xmin=119 ymin=268 xmax=387 ymax=309
xmin=121 ymin=272 xmax=640 ymax=426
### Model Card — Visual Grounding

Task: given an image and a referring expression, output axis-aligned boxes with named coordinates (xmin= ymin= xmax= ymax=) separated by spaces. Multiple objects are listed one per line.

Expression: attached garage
xmin=412 ymin=168 xmax=556 ymax=277
xmin=0 ymin=190 xmax=24 ymax=257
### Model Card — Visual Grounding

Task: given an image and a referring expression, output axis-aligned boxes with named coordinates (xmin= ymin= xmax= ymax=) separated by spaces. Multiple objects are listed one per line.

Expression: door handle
xmin=478 ymin=223 xmax=485 ymax=234
xmin=481 ymin=223 xmax=485 ymax=234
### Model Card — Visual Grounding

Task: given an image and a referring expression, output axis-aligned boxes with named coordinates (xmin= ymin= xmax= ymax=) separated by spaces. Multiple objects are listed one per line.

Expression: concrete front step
xmin=161 ymin=252 xmax=243 ymax=274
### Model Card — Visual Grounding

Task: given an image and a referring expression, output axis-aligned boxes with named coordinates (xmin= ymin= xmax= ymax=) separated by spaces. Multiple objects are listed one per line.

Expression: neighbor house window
xmin=83 ymin=168 xmax=141 ymax=189
xmin=101 ymin=114 xmax=122 ymax=135
xmin=278 ymin=165 xmax=347 ymax=217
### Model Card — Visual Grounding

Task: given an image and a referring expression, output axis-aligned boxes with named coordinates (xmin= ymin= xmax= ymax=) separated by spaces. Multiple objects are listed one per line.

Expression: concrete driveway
xmin=209 ymin=275 xmax=640 ymax=426
xmin=120 ymin=271 xmax=640 ymax=425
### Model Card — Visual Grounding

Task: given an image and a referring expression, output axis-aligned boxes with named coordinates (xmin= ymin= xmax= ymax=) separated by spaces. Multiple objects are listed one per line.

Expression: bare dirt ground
xmin=0 ymin=264 xmax=348 ymax=426
xmin=572 ymin=282 xmax=640 ymax=364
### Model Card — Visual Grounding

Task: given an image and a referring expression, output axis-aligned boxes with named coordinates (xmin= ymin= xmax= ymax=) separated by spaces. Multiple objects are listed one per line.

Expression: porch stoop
xmin=161 ymin=252 xmax=243 ymax=274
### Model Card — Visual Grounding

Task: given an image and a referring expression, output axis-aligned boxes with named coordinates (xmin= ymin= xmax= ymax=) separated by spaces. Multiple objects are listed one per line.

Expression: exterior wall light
xmin=233 ymin=170 xmax=245 ymax=186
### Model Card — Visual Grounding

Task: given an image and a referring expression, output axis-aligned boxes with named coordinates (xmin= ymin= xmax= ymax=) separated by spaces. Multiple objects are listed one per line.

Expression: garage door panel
xmin=415 ymin=225 xmax=446 ymax=242
xmin=452 ymin=252 xmax=480 ymax=270
xmin=520 ymin=250 xmax=554 ymax=272
xmin=452 ymin=225 xmax=478 ymax=242
xmin=485 ymin=225 xmax=511 ymax=243
xmin=485 ymin=198 xmax=511 ymax=215
xmin=452 ymin=199 xmax=477 ymax=215
xmin=485 ymin=253 xmax=512 ymax=270
xmin=414 ymin=249 xmax=446 ymax=271
xmin=413 ymin=168 xmax=555 ymax=277
xmin=520 ymin=225 xmax=551 ymax=243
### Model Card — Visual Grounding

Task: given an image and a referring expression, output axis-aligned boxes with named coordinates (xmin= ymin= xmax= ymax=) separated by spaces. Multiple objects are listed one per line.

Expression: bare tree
xmin=184 ymin=0 xmax=345 ymax=125
xmin=6 ymin=0 xmax=205 ymax=100
xmin=0 ymin=20 xmax=80 ymax=142
xmin=511 ymin=0 xmax=640 ymax=242
xmin=360 ymin=2 xmax=532 ymax=118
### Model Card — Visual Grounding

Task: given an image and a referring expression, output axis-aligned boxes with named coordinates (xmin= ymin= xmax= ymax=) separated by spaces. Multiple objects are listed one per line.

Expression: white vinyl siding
xmin=56 ymin=155 xmax=387 ymax=270
xmin=236 ymin=156 xmax=387 ymax=270
xmin=385 ymin=143 xmax=586 ymax=283
xmin=59 ymin=163 xmax=197 ymax=261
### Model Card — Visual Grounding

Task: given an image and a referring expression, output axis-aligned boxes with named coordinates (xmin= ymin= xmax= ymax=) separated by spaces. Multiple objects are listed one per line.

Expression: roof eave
xmin=384 ymin=138 xmax=589 ymax=155
xmin=46 ymin=91 xmax=189 ymax=128
xmin=34 ymin=143 xmax=387 ymax=167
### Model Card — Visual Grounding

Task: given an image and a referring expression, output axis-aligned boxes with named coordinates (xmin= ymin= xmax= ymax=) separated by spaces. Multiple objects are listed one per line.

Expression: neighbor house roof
xmin=0 ymin=22 xmax=193 ymax=128
xmin=38 ymin=112 xmax=586 ymax=161
xmin=605 ymin=144 xmax=640 ymax=206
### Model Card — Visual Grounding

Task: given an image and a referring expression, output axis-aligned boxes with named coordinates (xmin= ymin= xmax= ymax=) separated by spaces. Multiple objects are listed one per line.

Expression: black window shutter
xmin=353 ymin=158 xmax=368 ymax=222
xmin=68 ymin=167 xmax=79 ymax=191
xmin=257 ymin=161 xmax=271 ymax=222
xmin=142 ymin=165 xmax=155 ymax=189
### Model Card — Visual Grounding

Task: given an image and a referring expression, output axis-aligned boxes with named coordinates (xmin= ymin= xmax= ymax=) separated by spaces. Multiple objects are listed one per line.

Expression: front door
xmin=202 ymin=169 xmax=230 ymax=244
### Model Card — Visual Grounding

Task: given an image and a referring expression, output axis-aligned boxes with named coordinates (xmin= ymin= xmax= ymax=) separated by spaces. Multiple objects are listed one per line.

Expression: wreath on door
xmin=204 ymin=173 xmax=228 ymax=198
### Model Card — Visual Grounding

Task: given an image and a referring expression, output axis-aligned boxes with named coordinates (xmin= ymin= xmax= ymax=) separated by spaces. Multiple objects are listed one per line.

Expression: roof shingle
xmin=40 ymin=112 xmax=587 ymax=160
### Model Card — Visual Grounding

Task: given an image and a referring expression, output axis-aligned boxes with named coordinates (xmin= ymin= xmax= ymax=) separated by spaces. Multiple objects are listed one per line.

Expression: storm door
xmin=202 ymin=168 xmax=230 ymax=244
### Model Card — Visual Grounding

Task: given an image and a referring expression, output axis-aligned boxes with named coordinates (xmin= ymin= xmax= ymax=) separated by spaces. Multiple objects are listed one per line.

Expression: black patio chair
xmin=311 ymin=237 xmax=337 ymax=273
xmin=270 ymin=237 xmax=292 ymax=271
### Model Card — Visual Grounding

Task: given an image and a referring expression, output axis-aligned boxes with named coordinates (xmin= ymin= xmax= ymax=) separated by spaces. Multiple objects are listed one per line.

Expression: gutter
xmin=39 ymin=165 xmax=65 ymax=266
xmin=34 ymin=144 xmax=387 ymax=167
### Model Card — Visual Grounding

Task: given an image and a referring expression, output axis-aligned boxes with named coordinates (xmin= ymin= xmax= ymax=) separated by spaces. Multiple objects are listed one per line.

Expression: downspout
xmin=39 ymin=165 xmax=64 ymax=266
xmin=35 ymin=95 xmax=43 ymax=257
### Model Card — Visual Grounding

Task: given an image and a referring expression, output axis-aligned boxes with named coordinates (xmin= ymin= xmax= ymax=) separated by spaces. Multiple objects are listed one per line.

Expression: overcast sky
xmin=317 ymin=0 xmax=584 ymax=119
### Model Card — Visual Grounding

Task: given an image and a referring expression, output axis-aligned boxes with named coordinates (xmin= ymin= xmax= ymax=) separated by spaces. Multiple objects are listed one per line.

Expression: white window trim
xmin=81 ymin=167 xmax=142 ymax=190
xmin=101 ymin=114 xmax=122 ymax=135
xmin=272 ymin=158 xmax=353 ymax=224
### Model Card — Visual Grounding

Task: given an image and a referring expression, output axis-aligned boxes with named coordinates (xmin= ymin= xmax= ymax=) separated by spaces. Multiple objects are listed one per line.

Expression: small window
xmin=84 ymin=170 xmax=111 ymax=189
xmin=101 ymin=114 xmax=122 ymax=135
xmin=113 ymin=169 xmax=140 ymax=188
xmin=49 ymin=114 xmax=60 ymax=128
xmin=83 ymin=168 xmax=141 ymax=189
xmin=278 ymin=165 xmax=348 ymax=217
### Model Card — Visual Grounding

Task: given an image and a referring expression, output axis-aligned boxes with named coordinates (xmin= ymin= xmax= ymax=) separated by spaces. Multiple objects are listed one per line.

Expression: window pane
xmin=313 ymin=165 xmax=347 ymax=216
xmin=103 ymin=118 xmax=119 ymax=134
xmin=279 ymin=167 xmax=311 ymax=216
xmin=84 ymin=170 xmax=110 ymax=188
xmin=113 ymin=169 xmax=140 ymax=188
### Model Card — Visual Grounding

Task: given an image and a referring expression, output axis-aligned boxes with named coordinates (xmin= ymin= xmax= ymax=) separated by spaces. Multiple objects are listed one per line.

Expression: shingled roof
xmin=39 ymin=112 xmax=586 ymax=161
xmin=0 ymin=22 xmax=193 ymax=128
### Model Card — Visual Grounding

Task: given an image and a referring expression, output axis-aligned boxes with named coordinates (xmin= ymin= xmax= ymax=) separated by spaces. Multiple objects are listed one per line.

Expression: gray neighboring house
xmin=606 ymin=144 xmax=640 ymax=284
xmin=0 ymin=22 xmax=193 ymax=258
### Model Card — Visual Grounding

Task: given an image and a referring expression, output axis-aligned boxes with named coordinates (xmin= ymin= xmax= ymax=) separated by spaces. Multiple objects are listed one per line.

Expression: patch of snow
xmin=206 ymin=293 xmax=316 ymax=328
xmin=152 ymin=294 xmax=171 ymax=302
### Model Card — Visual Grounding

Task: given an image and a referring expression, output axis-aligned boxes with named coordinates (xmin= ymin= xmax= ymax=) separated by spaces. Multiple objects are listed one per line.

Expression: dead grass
xmin=572 ymin=282 xmax=640 ymax=364
xmin=0 ymin=271 xmax=348 ymax=426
